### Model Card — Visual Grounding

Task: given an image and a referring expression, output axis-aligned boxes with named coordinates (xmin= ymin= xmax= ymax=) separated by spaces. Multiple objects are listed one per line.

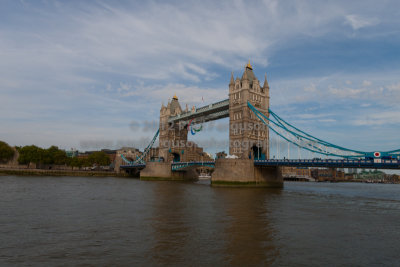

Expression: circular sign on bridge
xmin=374 ymin=152 xmax=381 ymax=158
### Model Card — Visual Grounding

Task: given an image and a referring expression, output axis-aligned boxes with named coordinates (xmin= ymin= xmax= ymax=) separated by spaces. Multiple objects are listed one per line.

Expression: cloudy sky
xmin=1 ymin=0 xmax=399 ymax=155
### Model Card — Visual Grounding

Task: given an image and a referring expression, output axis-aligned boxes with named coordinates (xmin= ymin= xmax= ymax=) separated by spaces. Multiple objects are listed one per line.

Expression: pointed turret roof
xmin=230 ymin=72 xmax=234 ymax=84
xmin=246 ymin=60 xmax=253 ymax=70
xmin=170 ymin=94 xmax=181 ymax=115
xmin=263 ymin=73 xmax=269 ymax=88
xmin=241 ymin=60 xmax=257 ymax=84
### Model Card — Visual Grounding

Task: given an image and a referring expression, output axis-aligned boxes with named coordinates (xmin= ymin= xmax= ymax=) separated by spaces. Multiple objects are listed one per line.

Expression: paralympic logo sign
xmin=188 ymin=118 xmax=203 ymax=135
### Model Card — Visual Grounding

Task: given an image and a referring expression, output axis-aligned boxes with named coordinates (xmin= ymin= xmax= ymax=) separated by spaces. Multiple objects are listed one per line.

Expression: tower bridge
xmin=119 ymin=61 xmax=400 ymax=187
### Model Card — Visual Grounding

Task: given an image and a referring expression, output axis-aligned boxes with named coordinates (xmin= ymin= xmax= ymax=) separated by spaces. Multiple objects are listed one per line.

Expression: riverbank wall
xmin=0 ymin=167 xmax=128 ymax=177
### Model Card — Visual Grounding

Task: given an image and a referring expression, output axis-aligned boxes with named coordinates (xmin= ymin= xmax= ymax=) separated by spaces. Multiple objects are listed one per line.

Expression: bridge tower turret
xmin=229 ymin=61 xmax=270 ymax=159
xmin=159 ymin=95 xmax=188 ymax=162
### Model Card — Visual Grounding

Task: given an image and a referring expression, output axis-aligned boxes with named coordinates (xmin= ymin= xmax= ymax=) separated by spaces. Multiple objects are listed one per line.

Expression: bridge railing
xmin=257 ymin=159 xmax=400 ymax=163
xmin=171 ymin=161 xmax=216 ymax=171
xmin=254 ymin=159 xmax=400 ymax=169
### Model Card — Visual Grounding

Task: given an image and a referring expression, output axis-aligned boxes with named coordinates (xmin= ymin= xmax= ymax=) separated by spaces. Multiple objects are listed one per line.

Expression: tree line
xmin=0 ymin=141 xmax=15 ymax=163
xmin=0 ymin=141 xmax=110 ymax=167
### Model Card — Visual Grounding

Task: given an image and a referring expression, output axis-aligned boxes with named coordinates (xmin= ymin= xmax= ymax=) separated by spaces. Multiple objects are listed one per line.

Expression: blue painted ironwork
xmin=120 ymin=129 xmax=160 ymax=166
xmin=171 ymin=161 xmax=215 ymax=171
xmin=254 ymin=159 xmax=400 ymax=169
xmin=120 ymin=163 xmax=146 ymax=169
xmin=248 ymin=101 xmax=400 ymax=159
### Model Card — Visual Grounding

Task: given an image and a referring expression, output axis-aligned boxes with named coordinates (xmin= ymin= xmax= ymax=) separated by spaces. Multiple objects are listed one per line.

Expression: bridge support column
xmin=140 ymin=162 xmax=198 ymax=181
xmin=211 ymin=159 xmax=283 ymax=187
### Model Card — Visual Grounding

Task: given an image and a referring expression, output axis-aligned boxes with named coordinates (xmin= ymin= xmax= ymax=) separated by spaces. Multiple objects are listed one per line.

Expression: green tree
xmin=68 ymin=157 xmax=90 ymax=168
xmin=69 ymin=157 xmax=80 ymax=168
xmin=18 ymin=145 xmax=43 ymax=164
xmin=88 ymin=151 xmax=111 ymax=166
xmin=17 ymin=145 xmax=68 ymax=165
xmin=0 ymin=141 xmax=15 ymax=163
xmin=46 ymin=146 xmax=68 ymax=165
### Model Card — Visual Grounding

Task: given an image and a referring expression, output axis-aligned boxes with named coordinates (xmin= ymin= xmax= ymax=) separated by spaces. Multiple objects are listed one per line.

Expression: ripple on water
xmin=0 ymin=176 xmax=399 ymax=266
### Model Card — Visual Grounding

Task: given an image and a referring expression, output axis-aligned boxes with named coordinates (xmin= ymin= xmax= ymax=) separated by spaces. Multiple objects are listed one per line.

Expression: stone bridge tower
xmin=159 ymin=95 xmax=188 ymax=162
xmin=229 ymin=61 xmax=270 ymax=159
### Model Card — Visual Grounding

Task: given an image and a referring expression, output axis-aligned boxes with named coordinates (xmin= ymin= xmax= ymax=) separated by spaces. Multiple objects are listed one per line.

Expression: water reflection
xmin=218 ymin=188 xmax=281 ymax=266
xmin=147 ymin=182 xmax=191 ymax=265
xmin=147 ymin=181 xmax=282 ymax=266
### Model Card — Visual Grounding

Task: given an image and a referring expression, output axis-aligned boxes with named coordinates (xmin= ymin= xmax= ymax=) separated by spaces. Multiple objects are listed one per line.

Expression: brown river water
xmin=1 ymin=175 xmax=400 ymax=266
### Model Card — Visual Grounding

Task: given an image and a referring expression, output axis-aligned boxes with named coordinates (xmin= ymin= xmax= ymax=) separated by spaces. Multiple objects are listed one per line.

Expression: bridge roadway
xmin=171 ymin=161 xmax=215 ymax=171
xmin=120 ymin=163 xmax=146 ymax=170
xmin=254 ymin=159 xmax=400 ymax=169
xmin=121 ymin=159 xmax=400 ymax=171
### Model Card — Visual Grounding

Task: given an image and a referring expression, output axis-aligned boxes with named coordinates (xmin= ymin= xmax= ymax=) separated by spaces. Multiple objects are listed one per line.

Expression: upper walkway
xmin=168 ymin=99 xmax=229 ymax=124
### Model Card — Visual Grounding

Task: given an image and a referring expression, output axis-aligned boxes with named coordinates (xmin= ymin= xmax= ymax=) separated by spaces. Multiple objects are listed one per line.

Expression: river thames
xmin=1 ymin=176 xmax=399 ymax=266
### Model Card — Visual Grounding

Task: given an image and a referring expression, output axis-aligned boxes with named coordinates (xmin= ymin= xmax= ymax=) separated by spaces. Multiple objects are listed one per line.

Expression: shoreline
xmin=0 ymin=168 xmax=128 ymax=177
xmin=1 ymin=168 xmax=399 ymax=184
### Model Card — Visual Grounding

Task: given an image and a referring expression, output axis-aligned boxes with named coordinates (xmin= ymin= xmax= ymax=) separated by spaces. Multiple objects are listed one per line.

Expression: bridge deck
xmin=121 ymin=159 xmax=400 ymax=172
xmin=255 ymin=159 xmax=400 ymax=169
xmin=171 ymin=161 xmax=215 ymax=171
xmin=120 ymin=164 xmax=146 ymax=169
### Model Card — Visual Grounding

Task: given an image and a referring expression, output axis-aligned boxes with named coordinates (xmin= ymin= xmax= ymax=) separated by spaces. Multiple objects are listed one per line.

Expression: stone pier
xmin=211 ymin=159 xmax=283 ymax=188
xmin=140 ymin=162 xmax=198 ymax=181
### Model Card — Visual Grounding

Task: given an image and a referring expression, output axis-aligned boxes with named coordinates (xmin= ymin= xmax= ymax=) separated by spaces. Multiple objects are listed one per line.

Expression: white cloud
xmin=117 ymin=82 xmax=131 ymax=92
xmin=362 ymin=80 xmax=372 ymax=87
xmin=387 ymin=83 xmax=400 ymax=91
xmin=118 ymin=83 xmax=225 ymax=108
xmin=304 ymin=83 xmax=317 ymax=92
xmin=329 ymin=86 xmax=364 ymax=98
xmin=295 ymin=113 xmax=335 ymax=120
xmin=318 ymin=119 xmax=336 ymax=123
xmin=353 ymin=111 xmax=400 ymax=126
xmin=360 ymin=103 xmax=371 ymax=107
xmin=1 ymin=0 xmax=400 ymax=148
xmin=345 ymin=14 xmax=379 ymax=30
xmin=0 ymin=0 xmax=362 ymax=89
